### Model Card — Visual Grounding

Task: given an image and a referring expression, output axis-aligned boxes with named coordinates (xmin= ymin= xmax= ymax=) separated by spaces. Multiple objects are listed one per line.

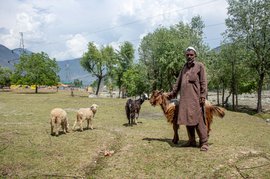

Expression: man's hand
xmin=164 ymin=92 xmax=172 ymax=100
xmin=200 ymin=97 xmax=205 ymax=105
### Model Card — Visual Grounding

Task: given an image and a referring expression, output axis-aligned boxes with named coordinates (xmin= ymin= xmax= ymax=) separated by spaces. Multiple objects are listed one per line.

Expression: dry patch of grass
xmin=0 ymin=90 xmax=269 ymax=178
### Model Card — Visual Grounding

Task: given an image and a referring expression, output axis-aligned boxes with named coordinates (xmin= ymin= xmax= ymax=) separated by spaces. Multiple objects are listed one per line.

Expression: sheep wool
xmin=73 ymin=108 xmax=94 ymax=131
xmin=50 ymin=108 xmax=69 ymax=136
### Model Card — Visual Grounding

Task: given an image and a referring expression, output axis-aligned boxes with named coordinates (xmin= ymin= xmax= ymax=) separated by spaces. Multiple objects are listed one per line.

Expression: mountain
xmin=12 ymin=48 xmax=32 ymax=56
xmin=211 ymin=45 xmax=221 ymax=53
xmin=57 ymin=58 xmax=95 ymax=85
xmin=0 ymin=44 xmax=19 ymax=69
xmin=0 ymin=44 xmax=95 ymax=85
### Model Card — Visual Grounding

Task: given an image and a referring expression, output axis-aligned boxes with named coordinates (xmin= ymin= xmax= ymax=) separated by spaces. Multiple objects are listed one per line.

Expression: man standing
xmin=168 ymin=46 xmax=208 ymax=151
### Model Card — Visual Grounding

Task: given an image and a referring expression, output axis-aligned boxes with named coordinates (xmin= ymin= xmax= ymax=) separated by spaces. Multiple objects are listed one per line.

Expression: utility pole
xmin=19 ymin=32 xmax=24 ymax=52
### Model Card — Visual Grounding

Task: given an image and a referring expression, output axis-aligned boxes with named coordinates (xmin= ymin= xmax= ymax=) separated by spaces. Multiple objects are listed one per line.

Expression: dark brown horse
xmin=149 ymin=90 xmax=225 ymax=144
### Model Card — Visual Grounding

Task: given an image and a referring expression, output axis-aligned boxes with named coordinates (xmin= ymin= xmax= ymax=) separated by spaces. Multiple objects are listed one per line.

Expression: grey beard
xmin=187 ymin=59 xmax=194 ymax=68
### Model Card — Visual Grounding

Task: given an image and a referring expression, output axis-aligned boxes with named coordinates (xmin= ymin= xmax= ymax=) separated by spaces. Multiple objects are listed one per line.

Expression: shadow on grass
xmin=225 ymin=104 xmax=258 ymax=115
xmin=142 ymin=137 xmax=187 ymax=148
xmin=143 ymin=137 xmax=214 ymax=148
xmin=50 ymin=131 xmax=68 ymax=137
xmin=123 ymin=121 xmax=143 ymax=127
xmin=72 ymin=127 xmax=95 ymax=132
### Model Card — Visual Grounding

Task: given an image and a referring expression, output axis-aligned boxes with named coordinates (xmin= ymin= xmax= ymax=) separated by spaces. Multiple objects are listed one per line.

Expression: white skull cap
xmin=186 ymin=46 xmax=197 ymax=53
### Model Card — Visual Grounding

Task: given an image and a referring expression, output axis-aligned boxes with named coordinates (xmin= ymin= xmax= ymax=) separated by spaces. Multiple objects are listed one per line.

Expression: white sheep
xmin=73 ymin=107 xmax=94 ymax=131
xmin=50 ymin=108 xmax=69 ymax=136
xmin=90 ymin=104 xmax=98 ymax=117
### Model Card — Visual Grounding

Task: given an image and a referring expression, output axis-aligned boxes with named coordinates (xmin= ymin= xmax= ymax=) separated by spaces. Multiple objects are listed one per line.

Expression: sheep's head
xmin=90 ymin=104 xmax=98 ymax=113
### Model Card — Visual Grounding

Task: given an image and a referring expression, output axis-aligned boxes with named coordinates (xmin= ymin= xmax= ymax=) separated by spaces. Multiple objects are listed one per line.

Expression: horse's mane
xmin=149 ymin=90 xmax=177 ymax=123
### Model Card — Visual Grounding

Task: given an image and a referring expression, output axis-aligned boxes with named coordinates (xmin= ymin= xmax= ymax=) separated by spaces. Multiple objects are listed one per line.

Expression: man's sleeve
xmin=168 ymin=70 xmax=182 ymax=98
xmin=199 ymin=64 xmax=207 ymax=98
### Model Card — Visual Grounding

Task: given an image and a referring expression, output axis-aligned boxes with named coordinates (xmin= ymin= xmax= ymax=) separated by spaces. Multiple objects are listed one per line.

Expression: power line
xmin=38 ymin=0 xmax=223 ymax=45
xmin=88 ymin=0 xmax=221 ymax=35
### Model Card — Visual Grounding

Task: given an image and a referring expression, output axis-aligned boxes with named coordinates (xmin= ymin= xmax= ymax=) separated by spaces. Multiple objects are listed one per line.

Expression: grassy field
xmin=0 ymin=90 xmax=269 ymax=178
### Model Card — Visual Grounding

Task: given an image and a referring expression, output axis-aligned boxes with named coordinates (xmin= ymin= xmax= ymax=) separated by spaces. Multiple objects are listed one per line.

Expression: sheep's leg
xmin=61 ymin=122 xmax=66 ymax=134
xmin=89 ymin=119 xmax=93 ymax=130
xmin=50 ymin=122 xmax=54 ymax=135
xmin=79 ymin=120 xmax=83 ymax=131
xmin=72 ymin=121 xmax=77 ymax=130
xmin=55 ymin=122 xmax=61 ymax=136
xmin=65 ymin=120 xmax=69 ymax=133
xmin=86 ymin=119 xmax=90 ymax=129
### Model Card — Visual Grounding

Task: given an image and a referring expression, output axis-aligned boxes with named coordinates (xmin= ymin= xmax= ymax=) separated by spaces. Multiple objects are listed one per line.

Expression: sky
xmin=0 ymin=0 xmax=228 ymax=61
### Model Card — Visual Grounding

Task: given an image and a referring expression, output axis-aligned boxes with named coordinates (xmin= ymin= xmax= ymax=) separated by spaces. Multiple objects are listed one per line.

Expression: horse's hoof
xmin=172 ymin=139 xmax=178 ymax=144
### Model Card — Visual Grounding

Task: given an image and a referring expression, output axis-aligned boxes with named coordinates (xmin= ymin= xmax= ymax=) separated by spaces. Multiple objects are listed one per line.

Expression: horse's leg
xmin=172 ymin=117 xmax=179 ymax=144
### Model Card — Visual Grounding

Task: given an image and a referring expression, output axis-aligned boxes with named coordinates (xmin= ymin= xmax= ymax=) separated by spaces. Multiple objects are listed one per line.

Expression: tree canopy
xmin=81 ymin=42 xmax=116 ymax=95
xmin=138 ymin=16 xmax=208 ymax=91
xmin=225 ymin=0 xmax=270 ymax=112
xmin=11 ymin=52 xmax=60 ymax=93
xmin=0 ymin=65 xmax=12 ymax=88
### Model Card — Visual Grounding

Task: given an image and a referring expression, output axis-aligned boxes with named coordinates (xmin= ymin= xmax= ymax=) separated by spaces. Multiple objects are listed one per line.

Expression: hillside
xmin=0 ymin=44 xmax=19 ymax=69
xmin=57 ymin=58 xmax=95 ymax=85
xmin=0 ymin=44 xmax=94 ymax=85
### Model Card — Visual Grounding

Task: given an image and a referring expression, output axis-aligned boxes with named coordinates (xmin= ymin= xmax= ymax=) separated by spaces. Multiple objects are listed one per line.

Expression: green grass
xmin=0 ymin=90 xmax=269 ymax=178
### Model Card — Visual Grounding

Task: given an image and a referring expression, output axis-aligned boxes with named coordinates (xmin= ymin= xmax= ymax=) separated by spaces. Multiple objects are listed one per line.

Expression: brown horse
xmin=149 ymin=90 xmax=225 ymax=144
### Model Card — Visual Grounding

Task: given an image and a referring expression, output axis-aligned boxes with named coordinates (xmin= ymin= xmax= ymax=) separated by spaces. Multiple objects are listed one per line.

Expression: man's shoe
xmin=200 ymin=144 xmax=209 ymax=151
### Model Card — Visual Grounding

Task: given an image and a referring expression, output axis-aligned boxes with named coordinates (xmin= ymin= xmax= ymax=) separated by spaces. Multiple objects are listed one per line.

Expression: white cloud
xmin=0 ymin=0 xmax=228 ymax=60
xmin=52 ymin=33 xmax=88 ymax=60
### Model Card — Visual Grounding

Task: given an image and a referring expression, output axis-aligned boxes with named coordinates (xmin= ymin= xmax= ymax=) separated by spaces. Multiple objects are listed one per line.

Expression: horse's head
xmin=149 ymin=90 xmax=163 ymax=106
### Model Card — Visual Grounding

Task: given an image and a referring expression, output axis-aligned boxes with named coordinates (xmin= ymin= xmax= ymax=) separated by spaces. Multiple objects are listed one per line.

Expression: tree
xmin=113 ymin=41 xmax=135 ymax=98
xmin=139 ymin=16 xmax=208 ymax=91
xmin=73 ymin=79 xmax=83 ymax=87
xmin=11 ymin=52 xmax=60 ymax=93
xmin=225 ymin=0 xmax=270 ymax=112
xmin=220 ymin=43 xmax=256 ymax=109
xmin=81 ymin=42 xmax=115 ymax=95
xmin=122 ymin=63 xmax=150 ymax=97
xmin=0 ymin=65 xmax=12 ymax=88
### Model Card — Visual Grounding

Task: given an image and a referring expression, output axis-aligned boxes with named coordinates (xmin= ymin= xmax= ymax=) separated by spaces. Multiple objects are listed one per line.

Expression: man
xmin=168 ymin=46 xmax=208 ymax=151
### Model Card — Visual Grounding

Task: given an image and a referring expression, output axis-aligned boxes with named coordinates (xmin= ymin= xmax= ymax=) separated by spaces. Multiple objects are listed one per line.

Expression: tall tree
xmin=113 ymin=41 xmax=135 ymax=98
xmin=81 ymin=42 xmax=115 ymax=95
xmin=11 ymin=52 xmax=59 ymax=93
xmin=122 ymin=63 xmax=150 ymax=97
xmin=225 ymin=0 xmax=270 ymax=112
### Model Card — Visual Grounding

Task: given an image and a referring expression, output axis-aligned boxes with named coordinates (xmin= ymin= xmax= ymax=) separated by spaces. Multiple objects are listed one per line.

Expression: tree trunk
xmin=224 ymin=91 xmax=231 ymax=108
xmin=217 ymin=87 xmax=220 ymax=105
xmin=235 ymin=83 xmax=238 ymax=111
xmin=257 ymin=73 xmax=264 ymax=113
xmin=231 ymin=60 xmax=236 ymax=111
xmin=118 ymin=88 xmax=121 ymax=98
xmin=35 ymin=85 xmax=38 ymax=93
xmin=232 ymin=93 xmax=235 ymax=111
xmin=96 ymin=77 xmax=102 ymax=96
xmin=222 ymin=81 xmax=225 ymax=107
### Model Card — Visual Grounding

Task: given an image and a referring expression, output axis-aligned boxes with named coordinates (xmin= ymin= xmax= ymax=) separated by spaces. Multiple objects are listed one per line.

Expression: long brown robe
xmin=170 ymin=60 xmax=207 ymax=126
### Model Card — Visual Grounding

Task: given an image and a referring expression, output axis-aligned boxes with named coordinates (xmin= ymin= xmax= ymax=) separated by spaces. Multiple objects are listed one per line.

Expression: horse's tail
xmin=211 ymin=106 xmax=225 ymax=118
xmin=205 ymin=103 xmax=225 ymax=134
